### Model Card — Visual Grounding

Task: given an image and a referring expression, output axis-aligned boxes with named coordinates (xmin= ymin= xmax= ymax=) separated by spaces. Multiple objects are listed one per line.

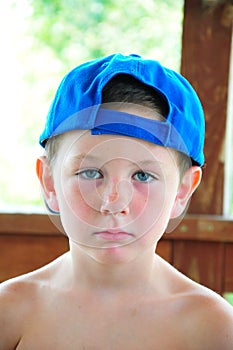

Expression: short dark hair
xmin=102 ymin=73 xmax=169 ymax=117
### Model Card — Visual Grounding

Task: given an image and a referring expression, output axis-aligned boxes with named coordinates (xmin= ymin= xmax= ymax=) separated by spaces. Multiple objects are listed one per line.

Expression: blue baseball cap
xmin=39 ymin=53 xmax=205 ymax=166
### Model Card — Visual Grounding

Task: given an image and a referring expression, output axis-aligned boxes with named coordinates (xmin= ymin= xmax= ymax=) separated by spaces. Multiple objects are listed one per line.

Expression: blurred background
xmin=0 ymin=0 xmax=184 ymax=212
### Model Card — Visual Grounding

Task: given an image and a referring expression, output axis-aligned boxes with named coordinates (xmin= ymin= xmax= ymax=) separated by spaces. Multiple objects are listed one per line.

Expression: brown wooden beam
xmin=0 ymin=213 xmax=64 ymax=235
xmin=1 ymin=213 xmax=233 ymax=242
xmin=165 ymin=215 xmax=233 ymax=242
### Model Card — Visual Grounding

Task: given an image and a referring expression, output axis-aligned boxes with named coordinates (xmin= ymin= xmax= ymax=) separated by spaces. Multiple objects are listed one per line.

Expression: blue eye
xmin=133 ymin=171 xmax=155 ymax=183
xmin=77 ymin=169 xmax=103 ymax=180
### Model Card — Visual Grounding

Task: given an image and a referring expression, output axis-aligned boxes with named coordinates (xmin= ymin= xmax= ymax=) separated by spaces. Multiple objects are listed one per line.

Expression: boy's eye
xmin=76 ymin=169 xmax=103 ymax=180
xmin=133 ymin=171 xmax=155 ymax=183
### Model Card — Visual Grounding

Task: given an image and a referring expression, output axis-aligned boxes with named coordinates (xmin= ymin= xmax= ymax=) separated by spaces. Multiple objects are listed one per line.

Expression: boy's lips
xmin=94 ymin=230 xmax=133 ymax=241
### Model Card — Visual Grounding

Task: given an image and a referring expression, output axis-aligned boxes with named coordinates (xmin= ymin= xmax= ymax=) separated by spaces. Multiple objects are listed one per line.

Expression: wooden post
xmin=181 ymin=0 xmax=233 ymax=215
xmin=172 ymin=0 xmax=233 ymax=294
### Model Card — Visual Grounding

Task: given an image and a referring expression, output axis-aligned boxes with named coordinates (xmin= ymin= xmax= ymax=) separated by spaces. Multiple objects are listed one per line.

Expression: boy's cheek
xmin=60 ymin=190 xmax=94 ymax=222
xmin=130 ymin=193 xmax=168 ymax=230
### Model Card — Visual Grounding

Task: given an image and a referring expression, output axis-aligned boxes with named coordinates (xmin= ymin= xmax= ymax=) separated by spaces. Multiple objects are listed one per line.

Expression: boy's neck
xmin=66 ymin=241 xmax=161 ymax=295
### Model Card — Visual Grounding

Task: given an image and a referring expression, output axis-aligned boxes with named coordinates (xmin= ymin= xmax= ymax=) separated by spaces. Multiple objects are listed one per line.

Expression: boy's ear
xmin=170 ymin=166 xmax=202 ymax=219
xmin=36 ymin=156 xmax=59 ymax=213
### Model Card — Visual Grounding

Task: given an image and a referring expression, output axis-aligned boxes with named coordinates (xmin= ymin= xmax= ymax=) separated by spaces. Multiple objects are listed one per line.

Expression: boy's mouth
xmin=94 ymin=230 xmax=133 ymax=241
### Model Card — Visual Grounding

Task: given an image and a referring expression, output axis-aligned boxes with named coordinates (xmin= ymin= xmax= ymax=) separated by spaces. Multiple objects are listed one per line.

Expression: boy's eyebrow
xmin=136 ymin=159 xmax=164 ymax=166
xmin=67 ymin=154 xmax=165 ymax=166
xmin=67 ymin=153 xmax=99 ymax=163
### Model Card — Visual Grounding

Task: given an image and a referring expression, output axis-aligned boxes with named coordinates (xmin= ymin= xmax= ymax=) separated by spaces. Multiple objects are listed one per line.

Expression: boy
xmin=0 ymin=53 xmax=233 ymax=349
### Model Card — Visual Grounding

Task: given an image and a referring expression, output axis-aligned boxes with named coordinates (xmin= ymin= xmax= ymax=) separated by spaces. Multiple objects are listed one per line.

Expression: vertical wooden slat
xmin=224 ymin=243 xmax=233 ymax=292
xmin=0 ymin=235 xmax=69 ymax=282
xmin=173 ymin=240 xmax=224 ymax=293
xmin=181 ymin=0 xmax=233 ymax=215
xmin=157 ymin=240 xmax=173 ymax=263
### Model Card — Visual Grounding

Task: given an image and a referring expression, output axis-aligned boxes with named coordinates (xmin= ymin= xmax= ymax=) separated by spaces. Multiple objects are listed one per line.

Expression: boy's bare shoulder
xmin=0 ymin=274 xmax=39 ymax=349
xmin=172 ymin=278 xmax=233 ymax=349
xmin=157 ymin=257 xmax=233 ymax=349
xmin=0 ymin=254 xmax=66 ymax=350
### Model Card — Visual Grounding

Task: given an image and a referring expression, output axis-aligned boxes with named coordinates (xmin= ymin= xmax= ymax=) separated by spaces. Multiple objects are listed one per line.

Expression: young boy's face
xmin=39 ymin=106 xmax=201 ymax=264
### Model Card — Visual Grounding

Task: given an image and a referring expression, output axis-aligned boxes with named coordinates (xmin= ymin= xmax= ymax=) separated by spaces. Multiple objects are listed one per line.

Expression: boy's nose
xmin=100 ymin=179 xmax=131 ymax=216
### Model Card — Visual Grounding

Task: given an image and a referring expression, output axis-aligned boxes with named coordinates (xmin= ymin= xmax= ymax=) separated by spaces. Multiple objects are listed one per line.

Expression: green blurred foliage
xmin=28 ymin=0 xmax=184 ymax=70
xmin=224 ymin=293 xmax=233 ymax=306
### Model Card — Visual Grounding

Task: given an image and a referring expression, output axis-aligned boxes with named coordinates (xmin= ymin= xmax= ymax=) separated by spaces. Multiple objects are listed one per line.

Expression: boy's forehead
xmin=60 ymin=130 xmax=178 ymax=167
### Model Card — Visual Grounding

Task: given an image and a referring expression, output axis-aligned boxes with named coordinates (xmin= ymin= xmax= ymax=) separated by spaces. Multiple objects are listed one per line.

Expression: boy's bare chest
xmin=16 ymin=296 xmax=193 ymax=350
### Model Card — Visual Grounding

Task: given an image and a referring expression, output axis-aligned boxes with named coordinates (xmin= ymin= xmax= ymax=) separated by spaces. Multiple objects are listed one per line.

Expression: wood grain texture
xmin=173 ymin=240 xmax=224 ymax=293
xmin=224 ymin=243 xmax=233 ymax=291
xmin=181 ymin=0 xmax=233 ymax=214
